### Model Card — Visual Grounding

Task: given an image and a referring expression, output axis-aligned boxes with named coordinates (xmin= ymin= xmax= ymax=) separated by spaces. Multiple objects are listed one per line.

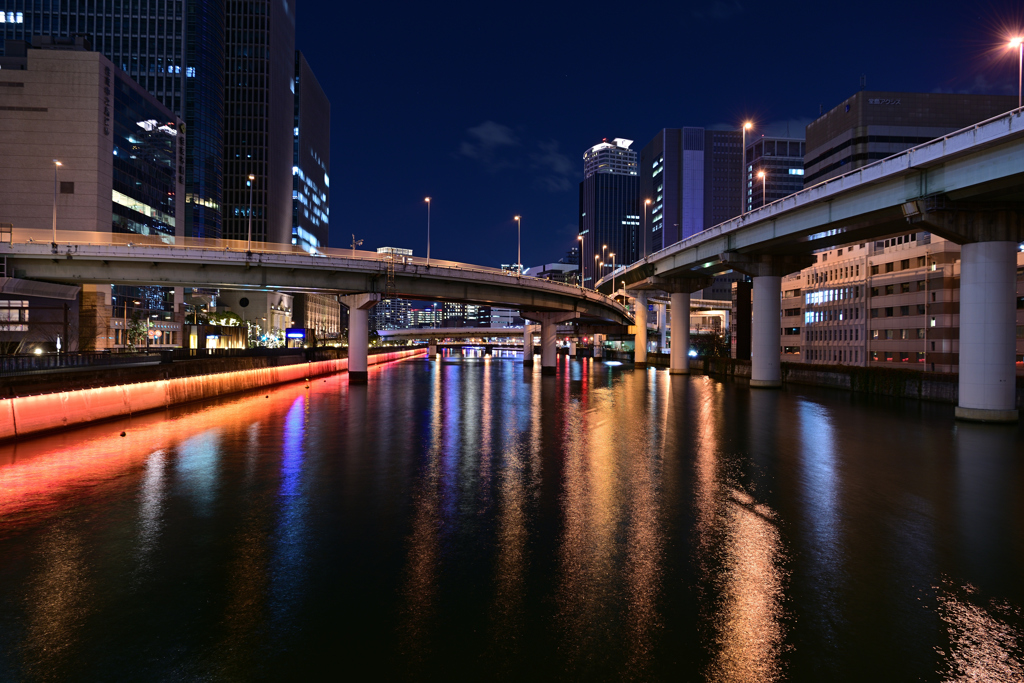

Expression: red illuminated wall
xmin=0 ymin=349 xmax=425 ymax=441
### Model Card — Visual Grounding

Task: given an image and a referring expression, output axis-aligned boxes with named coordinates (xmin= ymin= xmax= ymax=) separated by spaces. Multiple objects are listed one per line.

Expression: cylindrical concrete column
xmin=670 ymin=291 xmax=690 ymax=374
xmin=634 ymin=292 xmax=648 ymax=367
xmin=594 ymin=333 xmax=604 ymax=358
xmin=569 ymin=340 xmax=577 ymax=357
xmin=956 ymin=241 xmax=1018 ymax=422
xmin=751 ymin=275 xmax=782 ymax=388
xmin=540 ymin=319 xmax=557 ymax=375
xmin=659 ymin=303 xmax=668 ymax=353
xmin=522 ymin=325 xmax=534 ymax=365
xmin=349 ymin=307 xmax=369 ymax=383
xmin=428 ymin=338 xmax=437 ymax=357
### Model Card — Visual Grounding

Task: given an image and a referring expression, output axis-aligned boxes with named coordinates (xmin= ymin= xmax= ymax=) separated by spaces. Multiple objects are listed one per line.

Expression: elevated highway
xmin=2 ymin=229 xmax=629 ymax=379
xmin=599 ymin=108 xmax=1024 ymax=421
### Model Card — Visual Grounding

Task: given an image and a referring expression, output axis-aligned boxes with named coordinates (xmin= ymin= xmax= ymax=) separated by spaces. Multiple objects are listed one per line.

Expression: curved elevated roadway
xmin=599 ymin=108 xmax=1024 ymax=420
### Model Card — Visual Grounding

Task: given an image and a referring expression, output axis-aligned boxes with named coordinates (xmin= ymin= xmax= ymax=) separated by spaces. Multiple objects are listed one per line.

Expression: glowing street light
xmin=741 ymin=121 xmax=753 ymax=215
xmin=609 ymin=252 xmax=617 ymax=299
xmin=1010 ymin=36 xmax=1023 ymax=109
xmin=52 ymin=160 xmax=62 ymax=245
xmin=757 ymin=169 xmax=767 ymax=208
xmin=643 ymin=198 xmax=651 ymax=258
xmin=514 ymin=215 xmax=521 ymax=277
xmin=247 ymin=174 xmax=255 ymax=253
xmin=576 ymin=235 xmax=584 ymax=287
xmin=594 ymin=254 xmax=600 ymax=291
xmin=424 ymin=197 xmax=431 ymax=266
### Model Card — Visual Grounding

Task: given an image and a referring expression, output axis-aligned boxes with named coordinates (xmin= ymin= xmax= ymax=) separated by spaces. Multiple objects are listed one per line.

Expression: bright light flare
xmin=1010 ymin=36 xmax=1023 ymax=48
xmin=743 ymin=121 xmax=753 ymax=130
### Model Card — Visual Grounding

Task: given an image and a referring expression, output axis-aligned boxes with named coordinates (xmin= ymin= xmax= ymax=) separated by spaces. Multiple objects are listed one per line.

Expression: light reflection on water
xmin=0 ymin=357 xmax=1022 ymax=681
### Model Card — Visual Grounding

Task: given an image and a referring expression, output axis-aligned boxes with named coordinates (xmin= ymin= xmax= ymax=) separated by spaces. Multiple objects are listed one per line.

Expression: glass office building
xmin=111 ymin=73 xmax=180 ymax=237
xmin=0 ymin=0 xmax=224 ymax=239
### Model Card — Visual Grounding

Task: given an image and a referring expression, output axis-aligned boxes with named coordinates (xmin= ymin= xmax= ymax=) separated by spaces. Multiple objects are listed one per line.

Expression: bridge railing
xmin=9 ymin=227 xmax=594 ymax=289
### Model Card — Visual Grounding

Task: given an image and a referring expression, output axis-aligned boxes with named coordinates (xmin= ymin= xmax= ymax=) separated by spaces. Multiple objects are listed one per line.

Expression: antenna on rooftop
xmin=860 ymin=74 xmax=866 ymax=91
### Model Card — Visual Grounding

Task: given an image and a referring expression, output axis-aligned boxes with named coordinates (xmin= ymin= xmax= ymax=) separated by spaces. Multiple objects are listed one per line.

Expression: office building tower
xmin=292 ymin=50 xmax=329 ymax=250
xmin=0 ymin=40 xmax=185 ymax=349
xmin=639 ymin=128 xmax=743 ymax=255
xmin=744 ymin=136 xmax=805 ymax=212
xmin=804 ymin=91 xmax=1017 ymax=186
xmin=1 ymin=0 xmax=226 ymax=239
xmin=288 ymin=50 xmax=336 ymax=340
xmin=578 ymin=138 xmax=639 ymax=287
xmin=222 ymin=0 xmax=295 ymax=245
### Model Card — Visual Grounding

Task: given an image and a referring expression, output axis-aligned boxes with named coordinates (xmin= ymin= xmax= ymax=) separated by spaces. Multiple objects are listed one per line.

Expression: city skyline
xmin=296 ymin=0 xmax=1023 ymax=266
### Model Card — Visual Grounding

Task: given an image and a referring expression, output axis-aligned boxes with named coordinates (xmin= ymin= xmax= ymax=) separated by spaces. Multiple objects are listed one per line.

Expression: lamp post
xmin=425 ymin=197 xmax=431 ymax=266
xmin=643 ymin=198 xmax=651 ymax=258
xmin=609 ymin=252 xmax=616 ymax=299
xmin=52 ymin=160 xmax=62 ymax=245
xmin=757 ymin=170 xmax=766 ymax=208
xmin=741 ymin=121 xmax=753 ymax=215
xmin=1011 ymin=37 xmax=1023 ymax=109
xmin=576 ymin=235 xmax=584 ymax=287
xmin=594 ymin=255 xmax=600 ymax=291
xmin=246 ymin=174 xmax=255 ymax=253
xmin=514 ymin=215 xmax=521 ymax=277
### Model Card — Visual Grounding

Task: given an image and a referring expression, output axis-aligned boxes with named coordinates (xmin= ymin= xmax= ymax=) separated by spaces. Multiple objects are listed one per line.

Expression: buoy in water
xmin=120 ymin=431 xmax=126 ymax=437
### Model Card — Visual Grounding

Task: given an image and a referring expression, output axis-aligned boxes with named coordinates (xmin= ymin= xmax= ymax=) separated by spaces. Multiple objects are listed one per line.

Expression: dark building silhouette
xmin=578 ymin=139 xmax=639 ymax=287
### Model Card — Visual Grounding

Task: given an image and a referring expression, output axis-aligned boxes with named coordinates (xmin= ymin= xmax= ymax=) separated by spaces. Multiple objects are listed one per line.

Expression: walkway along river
xmin=0 ymin=353 xmax=1022 ymax=681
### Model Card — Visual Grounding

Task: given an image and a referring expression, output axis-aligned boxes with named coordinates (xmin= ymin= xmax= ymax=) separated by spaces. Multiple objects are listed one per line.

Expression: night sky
xmin=296 ymin=0 xmax=1023 ymax=268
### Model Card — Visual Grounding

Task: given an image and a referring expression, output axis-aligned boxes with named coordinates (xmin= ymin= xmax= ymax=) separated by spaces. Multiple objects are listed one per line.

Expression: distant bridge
xmin=2 ymin=229 xmax=630 ymax=378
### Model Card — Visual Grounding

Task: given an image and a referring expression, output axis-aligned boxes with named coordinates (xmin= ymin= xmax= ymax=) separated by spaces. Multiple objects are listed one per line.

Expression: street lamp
xmin=514 ymin=215 xmax=521 ymax=277
xmin=594 ymin=254 xmax=600 ymax=291
xmin=609 ymin=252 xmax=616 ymax=299
xmin=643 ymin=198 xmax=651 ymax=258
xmin=757 ymin=170 xmax=767 ymax=208
xmin=1010 ymin=36 xmax=1023 ymax=109
xmin=246 ymin=174 xmax=255 ymax=253
xmin=52 ymin=160 xmax=62 ymax=245
xmin=576 ymin=235 xmax=584 ymax=287
xmin=741 ymin=121 xmax=753 ymax=215
xmin=425 ymin=197 xmax=431 ymax=266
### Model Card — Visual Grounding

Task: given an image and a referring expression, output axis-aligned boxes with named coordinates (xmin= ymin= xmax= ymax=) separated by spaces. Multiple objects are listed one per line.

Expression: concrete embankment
xmin=0 ymin=347 xmax=425 ymax=442
xmin=601 ymin=350 xmax=1024 ymax=408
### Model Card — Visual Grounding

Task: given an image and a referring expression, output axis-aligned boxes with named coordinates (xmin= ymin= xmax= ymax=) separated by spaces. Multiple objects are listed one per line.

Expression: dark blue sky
xmin=297 ymin=0 xmax=1022 ymax=267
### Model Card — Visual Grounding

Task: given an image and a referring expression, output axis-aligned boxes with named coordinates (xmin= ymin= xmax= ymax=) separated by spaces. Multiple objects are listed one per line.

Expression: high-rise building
xmin=578 ymin=138 xmax=639 ymax=287
xmin=1 ymin=1 xmax=226 ymax=239
xmin=638 ymin=127 xmax=743 ymax=301
xmin=222 ymin=0 xmax=295 ymax=245
xmin=184 ymin=0 xmax=225 ymax=239
xmin=292 ymin=50 xmax=329 ymax=250
xmin=744 ymin=135 xmax=805 ymax=212
xmin=639 ymin=127 xmax=743 ymax=255
xmin=804 ymin=91 xmax=1017 ymax=186
xmin=0 ymin=40 xmax=185 ymax=349
xmin=288 ymin=50 xmax=337 ymax=340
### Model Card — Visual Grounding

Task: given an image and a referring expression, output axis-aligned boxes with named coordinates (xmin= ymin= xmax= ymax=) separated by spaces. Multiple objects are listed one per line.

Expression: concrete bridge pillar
xmin=340 ymin=293 xmax=381 ymax=383
xmin=670 ymin=291 xmax=690 ymax=375
xmin=751 ymin=275 xmax=782 ymax=388
xmin=658 ymin=303 xmax=668 ymax=353
xmin=523 ymin=313 xmax=579 ymax=375
xmin=720 ymin=252 xmax=814 ymax=389
xmin=522 ymin=325 xmax=536 ymax=365
xmin=632 ymin=291 xmax=648 ymax=368
xmin=428 ymin=338 xmax=437 ymax=357
xmin=913 ymin=204 xmax=1024 ymax=422
xmin=956 ymin=241 xmax=1018 ymax=421
xmin=569 ymin=340 xmax=577 ymax=357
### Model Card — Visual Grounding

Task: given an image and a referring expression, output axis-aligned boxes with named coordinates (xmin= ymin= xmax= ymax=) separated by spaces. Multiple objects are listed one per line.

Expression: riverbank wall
xmin=602 ymin=350 xmax=1024 ymax=408
xmin=0 ymin=346 xmax=425 ymax=442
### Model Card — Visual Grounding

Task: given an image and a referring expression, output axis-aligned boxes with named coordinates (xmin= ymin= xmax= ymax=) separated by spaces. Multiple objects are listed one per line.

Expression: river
xmin=1 ymin=353 xmax=1022 ymax=681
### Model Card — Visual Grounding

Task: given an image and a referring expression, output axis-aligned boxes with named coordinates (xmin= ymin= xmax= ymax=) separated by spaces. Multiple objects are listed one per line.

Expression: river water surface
xmin=1 ymin=354 xmax=1022 ymax=681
